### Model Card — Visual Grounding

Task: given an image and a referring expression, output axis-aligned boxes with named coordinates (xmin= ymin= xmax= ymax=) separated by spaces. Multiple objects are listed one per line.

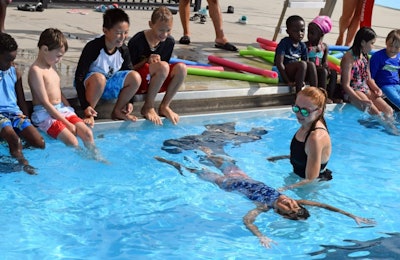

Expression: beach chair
xmin=273 ymin=0 xmax=336 ymax=41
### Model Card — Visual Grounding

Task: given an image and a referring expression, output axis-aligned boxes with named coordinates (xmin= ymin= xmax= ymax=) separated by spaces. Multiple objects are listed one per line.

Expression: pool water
xmin=0 ymin=105 xmax=399 ymax=259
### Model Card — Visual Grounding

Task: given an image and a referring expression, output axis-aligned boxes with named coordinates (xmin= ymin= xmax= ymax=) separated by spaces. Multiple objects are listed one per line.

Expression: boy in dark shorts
xmin=275 ymin=15 xmax=317 ymax=93
xmin=128 ymin=6 xmax=186 ymax=125
xmin=75 ymin=8 xmax=141 ymax=127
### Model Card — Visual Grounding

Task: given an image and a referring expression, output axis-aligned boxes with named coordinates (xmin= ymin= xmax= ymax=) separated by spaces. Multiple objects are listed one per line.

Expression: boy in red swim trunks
xmin=28 ymin=28 xmax=101 ymax=158
xmin=128 ymin=6 xmax=186 ymax=125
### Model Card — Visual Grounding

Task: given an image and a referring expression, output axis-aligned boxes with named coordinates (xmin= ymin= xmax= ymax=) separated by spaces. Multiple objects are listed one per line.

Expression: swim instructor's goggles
xmin=292 ymin=105 xmax=318 ymax=117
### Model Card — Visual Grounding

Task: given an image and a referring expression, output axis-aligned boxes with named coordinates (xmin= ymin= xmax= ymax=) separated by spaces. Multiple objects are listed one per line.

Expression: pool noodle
xmin=187 ymin=65 xmax=224 ymax=71
xmin=169 ymin=57 xmax=210 ymax=66
xmin=256 ymin=37 xmax=278 ymax=47
xmin=208 ymin=55 xmax=278 ymax=78
xmin=328 ymin=61 xmax=341 ymax=73
xmin=327 ymin=55 xmax=341 ymax=66
xmin=330 ymin=52 xmax=344 ymax=59
xmin=239 ymin=48 xmax=275 ymax=57
xmin=187 ymin=67 xmax=279 ymax=84
xmin=259 ymin=43 xmax=276 ymax=51
xmin=328 ymin=45 xmax=349 ymax=52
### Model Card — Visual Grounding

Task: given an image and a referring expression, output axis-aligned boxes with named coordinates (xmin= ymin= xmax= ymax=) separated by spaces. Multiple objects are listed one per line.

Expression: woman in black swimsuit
xmin=269 ymin=86 xmax=332 ymax=191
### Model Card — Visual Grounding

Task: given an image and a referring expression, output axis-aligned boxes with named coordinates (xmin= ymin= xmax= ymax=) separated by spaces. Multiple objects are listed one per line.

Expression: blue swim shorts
xmin=0 ymin=112 xmax=32 ymax=133
xmin=85 ymin=70 xmax=130 ymax=100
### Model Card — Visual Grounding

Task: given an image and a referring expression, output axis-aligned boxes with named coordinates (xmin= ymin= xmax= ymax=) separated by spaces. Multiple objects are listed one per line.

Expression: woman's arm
xmin=243 ymin=205 xmax=277 ymax=248
xmin=298 ymin=199 xmax=376 ymax=225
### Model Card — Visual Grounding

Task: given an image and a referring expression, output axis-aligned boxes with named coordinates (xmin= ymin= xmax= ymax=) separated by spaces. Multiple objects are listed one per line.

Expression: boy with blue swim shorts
xmin=74 ymin=8 xmax=141 ymax=128
xmin=0 ymin=32 xmax=44 ymax=174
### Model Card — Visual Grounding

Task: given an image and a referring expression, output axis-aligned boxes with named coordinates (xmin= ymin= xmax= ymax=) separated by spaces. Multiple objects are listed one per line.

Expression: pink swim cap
xmin=311 ymin=16 xmax=332 ymax=35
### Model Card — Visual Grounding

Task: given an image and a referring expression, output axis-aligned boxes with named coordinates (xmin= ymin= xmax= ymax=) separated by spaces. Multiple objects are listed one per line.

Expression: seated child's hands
xmin=84 ymin=106 xmax=98 ymax=118
xmin=148 ymin=54 xmax=161 ymax=64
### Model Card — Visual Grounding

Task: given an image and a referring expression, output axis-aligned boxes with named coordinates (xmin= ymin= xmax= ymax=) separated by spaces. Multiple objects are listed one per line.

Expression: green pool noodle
xmin=239 ymin=48 xmax=275 ymax=58
xmin=187 ymin=67 xmax=279 ymax=84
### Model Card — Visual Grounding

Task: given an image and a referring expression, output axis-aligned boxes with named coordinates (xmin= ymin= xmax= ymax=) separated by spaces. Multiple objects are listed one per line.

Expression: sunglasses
xmin=292 ymin=105 xmax=318 ymax=117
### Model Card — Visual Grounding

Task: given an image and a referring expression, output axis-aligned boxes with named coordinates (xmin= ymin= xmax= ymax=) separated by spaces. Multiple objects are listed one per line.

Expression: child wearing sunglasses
xmin=268 ymin=86 xmax=332 ymax=191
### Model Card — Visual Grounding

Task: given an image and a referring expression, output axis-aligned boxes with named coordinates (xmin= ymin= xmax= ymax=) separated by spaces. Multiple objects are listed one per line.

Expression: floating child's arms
xmin=243 ymin=205 xmax=277 ymax=248
xmin=297 ymin=199 xmax=376 ymax=226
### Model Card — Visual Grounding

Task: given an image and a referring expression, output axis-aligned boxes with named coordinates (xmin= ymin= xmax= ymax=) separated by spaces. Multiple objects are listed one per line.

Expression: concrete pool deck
xmin=5 ymin=0 xmax=400 ymax=118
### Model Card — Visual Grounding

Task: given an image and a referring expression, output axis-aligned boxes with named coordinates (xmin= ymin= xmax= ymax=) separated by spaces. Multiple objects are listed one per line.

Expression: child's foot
xmin=84 ymin=115 xmax=95 ymax=128
xmin=159 ymin=106 xmax=180 ymax=125
xmin=111 ymin=109 xmax=137 ymax=122
xmin=141 ymin=107 xmax=162 ymax=125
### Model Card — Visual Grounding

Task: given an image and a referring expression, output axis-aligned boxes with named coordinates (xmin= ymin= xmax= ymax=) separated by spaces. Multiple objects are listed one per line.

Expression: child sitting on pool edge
xmin=0 ymin=32 xmax=45 ymax=174
xmin=28 ymin=28 xmax=104 ymax=160
xmin=74 ymin=8 xmax=141 ymax=127
xmin=305 ymin=15 xmax=339 ymax=103
xmin=275 ymin=15 xmax=317 ymax=94
xmin=128 ymin=6 xmax=186 ymax=125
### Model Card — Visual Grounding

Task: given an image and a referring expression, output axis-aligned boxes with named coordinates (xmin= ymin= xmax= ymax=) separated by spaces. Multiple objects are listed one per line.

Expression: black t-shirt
xmin=128 ymin=31 xmax=175 ymax=66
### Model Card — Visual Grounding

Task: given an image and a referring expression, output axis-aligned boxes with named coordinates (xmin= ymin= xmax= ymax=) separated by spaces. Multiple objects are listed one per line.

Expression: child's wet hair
xmin=351 ymin=27 xmax=376 ymax=57
xmin=286 ymin=15 xmax=305 ymax=29
xmin=277 ymin=205 xmax=311 ymax=220
xmin=38 ymin=28 xmax=68 ymax=52
xmin=151 ymin=6 xmax=173 ymax=24
xmin=386 ymin=29 xmax=400 ymax=48
xmin=0 ymin=32 xmax=18 ymax=54
xmin=103 ymin=8 xmax=130 ymax=29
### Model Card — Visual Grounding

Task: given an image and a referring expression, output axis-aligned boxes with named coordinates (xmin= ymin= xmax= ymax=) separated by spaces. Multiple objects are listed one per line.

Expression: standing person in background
xmin=178 ymin=0 xmax=238 ymax=51
xmin=360 ymin=0 xmax=374 ymax=28
xmin=128 ymin=6 xmax=186 ymax=125
xmin=340 ymin=27 xmax=395 ymax=130
xmin=0 ymin=32 xmax=45 ymax=174
xmin=74 ymin=8 xmax=141 ymax=128
xmin=370 ymin=29 xmax=400 ymax=110
xmin=275 ymin=15 xmax=317 ymax=94
xmin=0 ymin=0 xmax=11 ymax=32
xmin=336 ymin=0 xmax=363 ymax=46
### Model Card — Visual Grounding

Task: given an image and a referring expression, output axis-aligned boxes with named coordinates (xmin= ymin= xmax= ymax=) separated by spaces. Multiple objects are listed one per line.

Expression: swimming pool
xmin=0 ymin=105 xmax=399 ymax=259
xmin=376 ymin=0 xmax=400 ymax=10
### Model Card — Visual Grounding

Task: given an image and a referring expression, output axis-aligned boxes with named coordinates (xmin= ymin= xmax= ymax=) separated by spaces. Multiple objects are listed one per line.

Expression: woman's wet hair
xmin=298 ymin=86 xmax=329 ymax=131
xmin=351 ymin=27 xmax=376 ymax=57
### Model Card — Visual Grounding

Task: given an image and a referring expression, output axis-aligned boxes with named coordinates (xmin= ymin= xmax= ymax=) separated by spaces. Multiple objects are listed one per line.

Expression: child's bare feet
xmin=111 ymin=109 xmax=137 ymax=122
xmin=141 ymin=107 xmax=162 ymax=125
xmin=159 ymin=106 xmax=179 ymax=125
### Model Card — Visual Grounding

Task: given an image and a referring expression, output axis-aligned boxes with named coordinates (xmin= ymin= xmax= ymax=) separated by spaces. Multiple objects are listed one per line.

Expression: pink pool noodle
xmin=208 ymin=55 xmax=278 ymax=78
xmin=259 ymin=43 xmax=276 ymax=51
xmin=256 ymin=37 xmax=278 ymax=47
xmin=187 ymin=65 xmax=224 ymax=71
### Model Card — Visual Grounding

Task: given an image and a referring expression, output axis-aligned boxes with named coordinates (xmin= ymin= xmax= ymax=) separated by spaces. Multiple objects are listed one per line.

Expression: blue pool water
xmin=0 ymin=105 xmax=399 ymax=259
xmin=376 ymin=0 xmax=400 ymax=10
